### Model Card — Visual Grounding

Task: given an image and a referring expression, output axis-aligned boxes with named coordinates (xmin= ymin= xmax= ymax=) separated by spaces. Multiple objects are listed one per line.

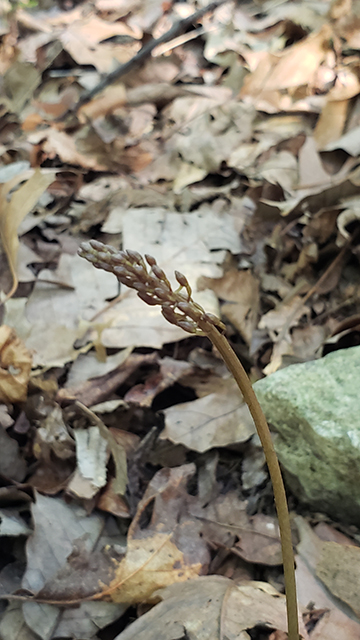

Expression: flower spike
xmin=78 ymin=240 xmax=224 ymax=334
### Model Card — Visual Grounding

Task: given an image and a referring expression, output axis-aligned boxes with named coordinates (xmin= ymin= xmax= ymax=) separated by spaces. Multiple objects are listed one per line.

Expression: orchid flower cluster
xmin=78 ymin=240 xmax=225 ymax=336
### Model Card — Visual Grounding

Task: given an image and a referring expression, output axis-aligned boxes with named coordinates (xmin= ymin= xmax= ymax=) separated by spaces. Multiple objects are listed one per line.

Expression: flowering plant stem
xmin=79 ymin=240 xmax=299 ymax=640
xmin=199 ymin=321 xmax=299 ymax=640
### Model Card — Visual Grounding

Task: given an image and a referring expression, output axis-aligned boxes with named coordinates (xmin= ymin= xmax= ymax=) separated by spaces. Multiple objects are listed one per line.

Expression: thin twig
xmin=67 ymin=0 xmax=229 ymax=116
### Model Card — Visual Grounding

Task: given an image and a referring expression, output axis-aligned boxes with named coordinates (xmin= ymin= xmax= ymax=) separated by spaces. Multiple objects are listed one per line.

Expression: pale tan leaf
xmin=296 ymin=516 xmax=360 ymax=639
xmin=314 ymin=100 xmax=349 ymax=149
xmin=245 ymin=24 xmax=332 ymax=93
xmin=0 ymin=169 xmax=54 ymax=300
xmin=316 ymin=542 xmax=360 ymax=619
xmin=79 ymin=84 xmax=127 ymax=121
xmin=43 ymin=129 xmax=107 ymax=170
xmin=68 ymin=427 xmax=108 ymax=500
xmin=199 ymin=269 xmax=259 ymax=345
xmin=112 ymin=576 xmax=309 ymax=640
xmin=298 ymin=137 xmax=332 ymax=188
xmin=162 ymin=379 xmax=255 ymax=452
xmin=259 ymin=296 xmax=310 ymax=334
xmin=61 ymin=32 xmax=138 ymax=74
xmin=106 ymin=533 xmax=202 ymax=604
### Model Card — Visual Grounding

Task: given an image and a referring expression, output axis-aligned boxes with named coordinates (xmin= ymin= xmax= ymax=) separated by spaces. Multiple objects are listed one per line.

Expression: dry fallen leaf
xmin=295 ymin=516 xmax=360 ymax=639
xmin=99 ymin=206 xmax=236 ymax=349
xmin=0 ymin=169 xmax=54 ymax=300
xmin=58 ymin=16 xmax=140 ymax=73
xmin=240 ymin=24 xmax=333 ymax=113
xmin=24 ymin=465 xmax=208 ymax=608
xmin=67 ymin=426 xmax=108 ymax=500
xmin=0 ymin=424 xmax=27 ymax=482
xmin=112 ymin=576 xmax=309 ymax=640
xmin=162 ymin=378 xmax=255 ymax=452
xmin=316 ymin=541 xmax=360 ymax=619
xmin=79 ymin=84 xmax=127 ymax=121
xmin=42 ymin=129 xmax=107 ymax=170
xmin=124 ymin=356 xmax=193 ymax=407
xmin=58 ymin=351 xmax=157 ymax=406
xmin=199 ymin=269 xmax=260 ymax=345
xmin=103 ymin=533 xmax=202 ymax=604
xmin=21 ymin=492 xmax=125 ymax=639
xmin=0 ymin=325 xmax=32 ymax=404
xmin=190 ymin=491 xmax=283 ymax=566
xmin=97 ymin=478 xmax=131 ymax=518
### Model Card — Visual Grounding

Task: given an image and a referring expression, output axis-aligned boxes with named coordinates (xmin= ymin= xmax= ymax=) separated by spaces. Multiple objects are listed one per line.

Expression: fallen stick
xmin=66 ymin=0 xmax=229 ymax=117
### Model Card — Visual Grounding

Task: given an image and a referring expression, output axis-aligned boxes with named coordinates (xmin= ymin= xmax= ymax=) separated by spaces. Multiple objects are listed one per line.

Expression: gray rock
xmin=253 ymin=346 xmax=360 ymax=525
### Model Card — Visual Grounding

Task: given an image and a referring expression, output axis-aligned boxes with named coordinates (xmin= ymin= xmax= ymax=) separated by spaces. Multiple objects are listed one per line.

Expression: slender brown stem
xmin=198 ymin=319 xmax=299 ymax=640
xmin=78 ymin=240 xmax=299 ymax=638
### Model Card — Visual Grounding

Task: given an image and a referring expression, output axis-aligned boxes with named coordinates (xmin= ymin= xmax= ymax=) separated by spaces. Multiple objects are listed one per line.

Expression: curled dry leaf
xmin=0 ymin=325 xmax=32 ymax=404
xmin=0 ymin=169 xmax=54 ymax=301
xmin=67 ymin=426 xmax=108 ymax=500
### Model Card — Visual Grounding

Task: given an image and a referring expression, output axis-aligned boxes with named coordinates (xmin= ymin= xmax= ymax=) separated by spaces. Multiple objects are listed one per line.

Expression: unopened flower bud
xmin=154 ymin=287 xmax=170 ymax=301
xmin=177 ymin=319 xmax=197 ymax=333
xmin=161 ymin=306 xmax=178 ymax=325
xmin=176 ymin=301 xmax=195 ymax=316
xmin=89 ymin=239 xmax=106 ymax=252
xmin=152 ymin=264 xmax=166 ymax=280
xmin=201 ymin=313 xmax=226 ymax=332
xmin=126 ymin=249 xmax=143 ymax=264
xmin=113 ymin=265 xmax=127 ymax=277
xmin=137 ymin=291 xmax=158 ymax=305
xmin=174 ymin=271 xmax=189 ymax=287
xmin=145 ymin=254 xmax=157 ymax=267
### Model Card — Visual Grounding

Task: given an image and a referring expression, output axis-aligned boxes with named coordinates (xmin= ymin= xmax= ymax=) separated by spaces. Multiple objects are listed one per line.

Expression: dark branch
xmin=67 ymin=0 xmax=229 ymax=116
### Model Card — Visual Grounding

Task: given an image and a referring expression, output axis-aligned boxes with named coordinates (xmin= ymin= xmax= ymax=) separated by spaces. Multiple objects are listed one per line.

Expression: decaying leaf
xmin=21 ymin=466 xmax=208 ymax=612
xmin=0 ymin=509 xmax=32 ymax=537
xmin=97 ymin=478 xmax=131 ymax=517
xmin=42 ymin=129 xmax=107 ymax=171
xmin=67 ymin=426 xmax=108 ymax=500
xmin=3 ymin=61 xmax=41 ymax=114
xmin=124 ymin=356 xmax=193 ymax=406
xmin=103 ymin=532 xmax=202 ymax=604
xmin=33 ymin=404 xmax=74 ymax=462
xmin=0 ymin=325 xmax=32 ymax=404
xmin=102 ymin=464 xmax=209 ymax=603
xmin=21 ymin=493 xmax=125 ymax=639
xmin=0 ymin=425 xmax=26 ymax=482
xmin=0 ymin=603 xmax=39 ymax=640
xmin=190 ymin=492 xmax=283 ymax=566
xmin=59 ymin=351 xmax=155 ymax=407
